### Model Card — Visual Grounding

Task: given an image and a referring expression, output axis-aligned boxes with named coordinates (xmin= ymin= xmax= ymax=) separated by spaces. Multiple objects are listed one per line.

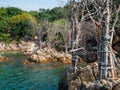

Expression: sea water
xmin=0 ymin=52 xmax=65 ymax=90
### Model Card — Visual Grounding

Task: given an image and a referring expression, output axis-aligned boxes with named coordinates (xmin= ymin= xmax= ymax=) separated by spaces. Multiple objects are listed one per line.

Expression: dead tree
xmin=69 ymin=0 xmax=95 ymax=72
xmin=69 ymin=0 xmax=98 ymax=68
xmin=47 ymin=24 xmax=56 ymax=48
xmin=61 ymin=21 xmax=70 ymax=54
xmin=69 ymin=0 xmax=120 ymax=78
xmin=84 ymin=0 xmax=120 ymax=79
xmin=69 ymin=0 xmax=80 ymax=71
xmin=36 ymin=20 xmax=49 ymax=49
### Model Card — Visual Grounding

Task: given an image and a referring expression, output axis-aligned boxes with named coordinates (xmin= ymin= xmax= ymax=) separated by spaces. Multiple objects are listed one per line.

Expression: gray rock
xmin=58 ymin=65 xmax=120 ymax=90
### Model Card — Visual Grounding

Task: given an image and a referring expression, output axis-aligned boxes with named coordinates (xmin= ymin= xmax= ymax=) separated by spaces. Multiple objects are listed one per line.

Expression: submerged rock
xmin=21 ymin=60 xmax=35 ymax=65
xmin=0 ymin=55 xmax=7 ymax=62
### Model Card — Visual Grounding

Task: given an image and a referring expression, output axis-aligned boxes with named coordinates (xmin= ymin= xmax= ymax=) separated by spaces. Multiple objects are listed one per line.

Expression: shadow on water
xmin=0 ymin=52 xmax=66 ymax=90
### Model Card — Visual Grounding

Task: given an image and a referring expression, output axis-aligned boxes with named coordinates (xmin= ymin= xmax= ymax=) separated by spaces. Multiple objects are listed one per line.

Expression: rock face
xmin=58 ymin=64 xmax=120 ymax=90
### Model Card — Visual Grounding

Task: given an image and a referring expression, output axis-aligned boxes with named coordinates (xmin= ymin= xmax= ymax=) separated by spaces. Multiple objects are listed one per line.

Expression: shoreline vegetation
xmin=0 ymin=6 xmax=119 ymax=66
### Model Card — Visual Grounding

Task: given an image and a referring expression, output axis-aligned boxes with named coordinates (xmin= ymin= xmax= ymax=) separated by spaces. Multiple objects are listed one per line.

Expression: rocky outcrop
xmin=0 ymin=41 xmax=72 ymax=65
xmin=58 ymin=63 xmax=120 ymax=90
xmin=22 ymin=48 xmax=71 ymax=65
xmin=0 ymin=41 xmax=34 ymax=52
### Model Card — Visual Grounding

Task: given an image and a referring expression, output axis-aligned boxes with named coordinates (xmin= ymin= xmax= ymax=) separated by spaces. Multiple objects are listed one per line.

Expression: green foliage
xmin=49 ymin=7 xmax=64 ymax=22
xmin=0 ymin=2 xmax=118 ymax=53
xmin=49 ymin=19 xmax=65 ymax=51
xmin=0 ymin=7 xmax=8 ymax=19
xmin=38 ymin=9 xmax=51 ymax=20
xmin=0 ymin=33 xmax=11 ymax=43
xmin=0 ymin=17 xmax=10 ymax=33
xmin=29 ymin=11 xmax=39 ymax=20
xmin=63 ymin=4 xmax=70 ymax=20
xmin=0 ymin=7 xmax=38 ymax=42
xmin=54 ymin=32 xmax=64 ymax=51
xmin=0 ymin=7 xmax=11 ymax=37
xmin=33 ymin=7 xmax=66 ymax=22
xmin=10 ymin=13 xmax=37 ymax=40
xmin=0 ymin=6 xmax=68 ymax=45
xmin=53 ymin=19 xmax=65 ymax=28
xmin=6 ymin=7 xmax=22 ymax=17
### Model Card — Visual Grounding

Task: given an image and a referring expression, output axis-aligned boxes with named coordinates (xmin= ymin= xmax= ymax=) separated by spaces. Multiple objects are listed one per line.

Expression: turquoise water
xmin=0 ymin=52 xmax=65 ymax=90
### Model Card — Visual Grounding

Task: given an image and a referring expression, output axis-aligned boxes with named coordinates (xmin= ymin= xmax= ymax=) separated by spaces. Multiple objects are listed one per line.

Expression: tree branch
xmin=110 ymin=6 xmax=119 ymax=44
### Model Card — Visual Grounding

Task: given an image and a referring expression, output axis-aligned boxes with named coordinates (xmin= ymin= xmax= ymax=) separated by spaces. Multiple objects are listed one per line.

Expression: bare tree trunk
xmin=39 ymin=40 xmax=42 ymax=49
xmin=65 ymin=46 xmax=68 ymax=54
xmin=99 ymin=0 xmax=116 ymax=79
xmin=70 ymin=0 xmax=78 ymax=73
xmin=101 ymin=0 xmax=110 ymax=79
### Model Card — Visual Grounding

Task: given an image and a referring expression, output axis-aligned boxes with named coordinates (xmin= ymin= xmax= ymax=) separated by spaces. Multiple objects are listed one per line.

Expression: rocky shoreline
xmin=0 ymin=41 xmax=32 ymax=52
xmin=22 ymin=48 xmax=72 ymax=66
xmin=0 ymin=41 xmax=72 ymax=65
xmin=58 ymin=63 xmax=120 ymax=90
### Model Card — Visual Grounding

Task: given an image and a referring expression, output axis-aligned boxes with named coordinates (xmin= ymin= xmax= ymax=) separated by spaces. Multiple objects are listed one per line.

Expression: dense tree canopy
xmin=10 ymin=13 xmax=37 ymax=40
xmin=0 ymin=6 xmax=69 ymax=52
xmin=6 ymin=7 xmax=22 ymax=17
xmin=0 ymin=3 xmax=119 ymax=52
xmin=0 ymin=7 xmax=37 ymax=41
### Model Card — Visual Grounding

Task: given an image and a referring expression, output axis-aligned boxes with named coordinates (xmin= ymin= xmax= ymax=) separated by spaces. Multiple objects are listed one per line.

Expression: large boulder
xmin=9 ymin=44 xmax=20 ymax=51
xmin=27 ymin=54 xmax=49 ymax=64
xmin=112 ymin=82 xmax=120 ymax=90
xmin=58 ymin=64 xmax=120 ymax=90
xmin=58 ymin=64 xmax=97 ymax=90
xmin=37 ymin=56 xmax=48 ymax=64
xmin=30 ymin=54 xmax=38 ymax=61
xmin=54 ymin=53 xmax=71 ymax=64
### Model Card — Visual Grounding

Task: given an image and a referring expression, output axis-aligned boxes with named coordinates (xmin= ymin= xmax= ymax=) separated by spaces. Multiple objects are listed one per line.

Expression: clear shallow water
xmin=0 ymin=52 xmax=65 ymax=90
